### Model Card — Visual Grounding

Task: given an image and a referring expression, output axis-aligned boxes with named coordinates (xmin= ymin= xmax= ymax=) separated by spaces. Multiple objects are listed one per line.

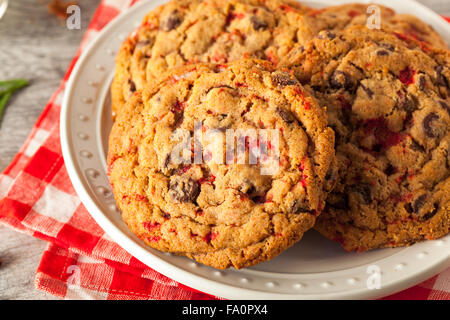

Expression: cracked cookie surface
xmin=297 ymin=3 xmax=448 ymax=51
xmin=108 ymin=59 xmax=336 ymax=269
xmin=111 ymin=0 xmax=309 ymax=116
xmin=282 ymin=26 xmax=450 ymax=251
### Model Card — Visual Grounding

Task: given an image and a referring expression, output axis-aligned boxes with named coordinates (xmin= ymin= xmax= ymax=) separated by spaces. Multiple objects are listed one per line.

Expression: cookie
xmin=108 ymin=59 xmax=337 ymax=269
xmin=281 ymin=26 xmax=450 ymax=251
xmin=111 ymin=0 xmax=309 ymax=116
xmin=297 ymin=3 xmax=448 ymax=51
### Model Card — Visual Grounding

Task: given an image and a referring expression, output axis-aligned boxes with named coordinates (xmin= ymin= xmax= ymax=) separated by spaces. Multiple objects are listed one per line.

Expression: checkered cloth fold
xmin=0 ymin=0 xmax=449 ymax=300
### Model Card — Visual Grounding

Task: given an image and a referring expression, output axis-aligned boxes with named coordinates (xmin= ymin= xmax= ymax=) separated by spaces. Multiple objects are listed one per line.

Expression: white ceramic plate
xmin=61 ymin=0 xmax=450 ymax=299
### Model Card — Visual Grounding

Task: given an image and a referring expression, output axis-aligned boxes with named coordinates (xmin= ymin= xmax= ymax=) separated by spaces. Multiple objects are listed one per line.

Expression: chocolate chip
xmin=251 ymin=195 xmax=266 ymax=204
xmin=291 ymin=199 xmax=310 ymax=213
xmin=376 ymin=50 xmax=389 ymax=56
xmin=418 ymin=75 xmax=426 ymax=90
xmin=408 ymin=197 xmax=441 ymax=221
xmin=435 ymin=66 xmax=448 ymax=88
xmin=276 ymin=107 xmax=295 ymax=123
xmin=379 ymin=43 xmax=395 ymax=52
xmin=413 ymin=195 xmax=427 ymax=212
xmin=325 ymin=165 xmax=336 ymax=181
xmin=324 ymin=166 xmax=338 ymax=192
xmin=168 ymin=177 xmax=200 ymax=203
xmin=329 ymin=124 xmax=341 ymax=146
xmin=128 ymin=79 xmax=136 ymax=93
xmin=384 ymin=164 xmax=397 ymax=176
xmin=272 ymin=72 xmax=299 ymax=88
xmin=352 ymin=183 xmax=372 ymax=204
xmin=411 ymin=194 xmax=427 ymax=214
xmin=330 ymin=70 xmax=354 ymax=90
xmin=239 ymin=180 xmax=256 ymax=194
xmin=360 ymin=84 xmax=374 ymax=98
xmin=438 ymin=100 xmax=450 ymax=116
xmin=161 ymin=212 xmax=171 ymax=219
xmin=349 ymin=62 xmax=364 ymax=74
xmin=404 ymin=203 xmax=413 ymax=214
xmin=410 ymin=139 xmax=425 ymax=152
xmin=422 ymin=113 xmax=441 ymax=138
xmin=161 ymin=10 xmax=182 ymax=31
xmin=422 ymin=203 xmax=438 ymax=220
xmin=172 ymin=112 xmax=184 ymax=129
xmin=372 ymin=144 xmax=382 ymax=153
xmin=317 ymin=31 xmax=336 ymax=40
xmin=397 ymin=92 xmax=417 ymax=112
xmin=135 ymin=40 xmax=150 ymax=49
xmin=164 ymin=154 xmax=171 ymax=168
xmin=446 ymin=145 xmax=450 ymax=169
xmin=250 ymin=16 xmax=268 ymax=30
xmin=328 ymin=193 xmax=349 ymax=210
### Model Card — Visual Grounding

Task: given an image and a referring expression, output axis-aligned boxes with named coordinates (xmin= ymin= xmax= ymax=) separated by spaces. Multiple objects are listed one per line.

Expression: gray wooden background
xmin=0 ymin=0 xmax=449 ymax=300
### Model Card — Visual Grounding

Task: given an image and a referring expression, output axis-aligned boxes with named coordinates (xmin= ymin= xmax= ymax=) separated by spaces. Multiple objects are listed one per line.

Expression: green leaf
xmin=0 ymin=79 xmax=29 ymax=123
xmin=0 ymin=91 xmax=13 ymax=122
xmin=0 ymin=79 xmax=29 ymax=96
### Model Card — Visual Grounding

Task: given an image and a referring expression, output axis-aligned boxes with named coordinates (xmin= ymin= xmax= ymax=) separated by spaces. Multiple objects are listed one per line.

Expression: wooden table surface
xmin=0 ymin=0 xmax=449 ymax=300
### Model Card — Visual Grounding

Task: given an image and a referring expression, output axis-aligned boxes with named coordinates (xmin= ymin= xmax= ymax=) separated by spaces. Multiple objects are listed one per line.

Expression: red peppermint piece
xmin=347 ymin=10 xmax=361 ymax=18
xmin=308 ymin=8 xmax=326 ymax=17
xmin=147 ymin=236 xmax=161 ymax=242
xmin=280 ymin=4 xmax=295 ymax=13
xmin=178 ymin=165 xmax=191 ymax=174
xmin=266 ymin=51 xmax=278 ymax=66
xmin=363 ymin=117 xmax=403 ymax=150
xmin=398 ymin=67 xmax=416 ymax=85
xmin=226 ymin=12 xmax=245 ymax=24
xmin=212 ymin=53 xmax=228 ymax=63
xmin=171 ymin=100 xmax=186 ymax=113
xmin=190 ymin=231 xmax=199 ymax=238
xmin=202 ymin=232 xmax=218 ymax=244
xmin=108 ymin=155 xmax=119 ymax=174
xmin=143 ymin=222 xmax=161 ymax=232
xmin=135 ymin=194 xmax=148 ymax=202
xmin=298 ymin=160 xmax=308 ymax=188
xmin=274 ymin=233 xmax=283 ymax=238
xmin=304 ymin=100 xmax=311 ymax=110
xmin=198 ymin=174 xmax=216 ymax=185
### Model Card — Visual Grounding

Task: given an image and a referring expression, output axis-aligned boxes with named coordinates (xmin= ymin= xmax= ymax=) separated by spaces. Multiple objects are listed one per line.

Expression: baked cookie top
xmin=281 ymin=26 xmax=450 ymax=251
xmin=108 ymin=59 xmax=336 ymax=269
xmin=111 ymin=0 xmax=308 ymax=115
xmin=297 ymin=3 xmax=448 ymax=51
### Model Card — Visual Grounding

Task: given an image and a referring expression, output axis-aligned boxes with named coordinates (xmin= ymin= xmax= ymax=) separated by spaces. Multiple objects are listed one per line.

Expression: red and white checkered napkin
xmin=0 ymin=0 xmax=449 ymax=300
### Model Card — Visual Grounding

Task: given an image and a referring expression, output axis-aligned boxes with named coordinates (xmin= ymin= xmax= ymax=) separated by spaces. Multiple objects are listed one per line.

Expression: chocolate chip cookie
xmin=108 ymin=59 xmax=337 ymax=268
xmin=281 ymin=26 xmax=450 ymax=251
xmin=111 ymin=0 xmax=309 ymax=116
xmin=297 ymin=3 xmax=448 ymax=51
